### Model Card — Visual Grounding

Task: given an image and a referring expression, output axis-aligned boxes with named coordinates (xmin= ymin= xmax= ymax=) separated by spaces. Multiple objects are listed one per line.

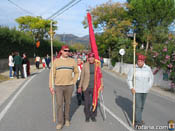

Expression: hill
xmin=54 ymin=34 xmax=89 ymax=45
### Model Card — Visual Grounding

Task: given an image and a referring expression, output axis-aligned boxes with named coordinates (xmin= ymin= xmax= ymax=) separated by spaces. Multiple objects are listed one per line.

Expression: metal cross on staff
xmin=132 ymin=33 xmax=138 ymax=127
xmin=48 ymin=21 xmax=56 ymax=122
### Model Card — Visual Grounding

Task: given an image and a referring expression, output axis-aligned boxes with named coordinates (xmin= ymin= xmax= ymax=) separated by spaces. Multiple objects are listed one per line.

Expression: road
xmin=0 ymin=69 xmax=174 ymax=131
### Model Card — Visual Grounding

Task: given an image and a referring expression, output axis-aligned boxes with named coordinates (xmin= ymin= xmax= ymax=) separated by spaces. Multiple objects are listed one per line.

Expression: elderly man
xmin=127 ymin=54 xmax=154 ymax=127
xmin=49 ymin=45 xmax=79 ymax=130
xmin=78 ymin=52 xmax=103 ymax=122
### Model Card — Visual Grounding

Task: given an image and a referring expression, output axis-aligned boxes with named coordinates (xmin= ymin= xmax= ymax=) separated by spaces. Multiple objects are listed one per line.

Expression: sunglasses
xmin=63 ymin=50 xmax=70 ymax=52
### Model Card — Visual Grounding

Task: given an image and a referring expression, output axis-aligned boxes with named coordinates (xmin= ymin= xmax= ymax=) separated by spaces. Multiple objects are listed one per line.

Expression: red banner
xmin=87 ymin=12 xmax=102 ymax=111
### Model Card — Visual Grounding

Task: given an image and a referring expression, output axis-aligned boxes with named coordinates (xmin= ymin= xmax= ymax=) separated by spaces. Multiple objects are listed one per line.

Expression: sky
xmin=0 ymin=0 xmax=126 ymax=37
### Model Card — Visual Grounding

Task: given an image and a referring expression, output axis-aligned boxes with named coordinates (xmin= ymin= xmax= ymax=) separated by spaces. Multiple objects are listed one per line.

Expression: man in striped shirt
xmin=127 ymin=54 xmax=154 ymax=127
xmin=49 ymin=45 xmax=79 ymax=130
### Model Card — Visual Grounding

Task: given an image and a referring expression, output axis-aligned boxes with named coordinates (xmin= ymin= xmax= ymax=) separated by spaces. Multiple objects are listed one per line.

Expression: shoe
xmin=141 ymin=120 xmax=145 ymax=125
xmin=56 ymin=124 xmax=62 ymax=130
xmin=10 ymin=77 xmax=14 ymax=78
xmin=134 ymin=123 xmax=143 ymax=129
xmin=65 ymin=120 xmax=70 ymax=127
xmin=91 ymin=117 xmax=96 ymax=122
xmin=85 ymin=118 xmax=89 ymax=122
xmin=78 ymin=101 xmax=81 ymax=106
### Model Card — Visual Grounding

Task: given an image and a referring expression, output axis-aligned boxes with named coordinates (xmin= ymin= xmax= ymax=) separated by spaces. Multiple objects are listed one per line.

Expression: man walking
xmin=49 ymin=45 xmax=79 ymax=130
xmin=127 ymin=54 xmax=154 ymax=128
xmin=78 ymin=52 xmax=103 ymax=122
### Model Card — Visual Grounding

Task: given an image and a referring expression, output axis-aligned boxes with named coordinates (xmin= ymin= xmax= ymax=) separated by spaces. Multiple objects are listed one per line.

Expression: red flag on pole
xmin=87 ymin=12 xmax=103 ymax=111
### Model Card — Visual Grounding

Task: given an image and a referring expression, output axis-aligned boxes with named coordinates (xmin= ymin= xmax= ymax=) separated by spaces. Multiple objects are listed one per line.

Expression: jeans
xmin=9 ymin=66 xmax=13 ymax=77
xmin=135 ymin=93 xmax=147 ymax=124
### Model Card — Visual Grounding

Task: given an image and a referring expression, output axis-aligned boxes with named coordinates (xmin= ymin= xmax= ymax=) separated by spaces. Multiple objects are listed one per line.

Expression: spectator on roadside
xmin=35 ymin=55 xmax=41 ymax=69
xmin=22 ymin=53 xmax=28 ymax=78
xmin=13 ymin=52 xmax=24 ymax=79
xmin=100 ymin=57 xmax=104 ymax=68
xmin=45 ymin=54 xmax=51 ymax=69
xmin=8 ymin=52 xmax=14 ymax=78
xmin=12 ymin=52 xmax=16 ymax=77
xmin=42 ymin=57 xmax=46 ymax=69
xmin=27 ymin=59 xmax=30 ymax=76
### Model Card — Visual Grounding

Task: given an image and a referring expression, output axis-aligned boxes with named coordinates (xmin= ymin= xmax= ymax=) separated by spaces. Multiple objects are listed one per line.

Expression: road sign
xmin=119 ymin=49 xmax=125 ymax=56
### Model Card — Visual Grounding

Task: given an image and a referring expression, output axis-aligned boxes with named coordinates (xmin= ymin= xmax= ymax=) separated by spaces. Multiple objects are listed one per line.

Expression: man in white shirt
xmin=127 ymin=54 xmax=154 ymax=127
xmin=8 ymin=53 xmax=14 ymax=78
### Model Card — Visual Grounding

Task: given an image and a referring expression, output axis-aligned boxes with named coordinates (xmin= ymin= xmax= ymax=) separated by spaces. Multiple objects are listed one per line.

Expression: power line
xmin=47 ymin=0 xmax=80 ymax=20
xmin=52 ymin=0 xmax=82 ymax=20
xmin=8 ymin=0 xmax=36 ymax=16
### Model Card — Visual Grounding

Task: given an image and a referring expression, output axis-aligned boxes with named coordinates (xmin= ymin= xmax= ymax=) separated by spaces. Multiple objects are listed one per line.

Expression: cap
xmin=61 ymin=45 xmax=69 ymax=50
xmin=88 ymin=52 xmax=95 ymax=58
xmin=137 ymin=53 xmax=146 ymax=61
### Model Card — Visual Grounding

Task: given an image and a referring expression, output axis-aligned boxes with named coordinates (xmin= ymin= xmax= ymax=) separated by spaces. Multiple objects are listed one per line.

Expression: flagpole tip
xmin=86 ymin=9 xmax=90 ymax=12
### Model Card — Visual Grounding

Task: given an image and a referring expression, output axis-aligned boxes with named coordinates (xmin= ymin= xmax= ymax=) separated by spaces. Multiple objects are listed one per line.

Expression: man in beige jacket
xmin=49 ymin=45 xmax=79 ymax=130
xmin=78 ymin=52 xmax=103 ymax=122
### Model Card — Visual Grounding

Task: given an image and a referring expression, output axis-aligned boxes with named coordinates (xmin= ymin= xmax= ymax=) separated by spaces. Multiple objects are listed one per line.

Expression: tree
xmin=16 ymin=16 xmax=57 ymax=40
xmin=127 ymin=0 xmax=175 ymax=54
xmin=83 ymin=1 xmax=132 ymax=59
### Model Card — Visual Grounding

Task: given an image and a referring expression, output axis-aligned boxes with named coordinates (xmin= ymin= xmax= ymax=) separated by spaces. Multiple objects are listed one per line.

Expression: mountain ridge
xmin=54 ymin=34 xmax=89 ymax=45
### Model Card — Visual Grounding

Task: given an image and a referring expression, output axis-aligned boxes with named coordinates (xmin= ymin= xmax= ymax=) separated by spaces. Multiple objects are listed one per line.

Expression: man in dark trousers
xmin=78 ymin=52 xmax=103 ymax=122
xmin=45 ymin=54 xmax=51 ymax=69
xmin=13 ymin=52 xmax=24 ymax=79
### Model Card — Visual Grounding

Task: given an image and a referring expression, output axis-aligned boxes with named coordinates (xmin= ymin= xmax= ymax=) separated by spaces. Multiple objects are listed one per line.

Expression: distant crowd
xmin=8 ymin=51 xmax=104 ymax=79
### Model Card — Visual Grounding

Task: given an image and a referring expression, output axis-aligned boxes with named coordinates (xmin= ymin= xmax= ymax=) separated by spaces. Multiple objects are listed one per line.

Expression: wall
xmin=104 ymin=58 xmax=170 ymax=89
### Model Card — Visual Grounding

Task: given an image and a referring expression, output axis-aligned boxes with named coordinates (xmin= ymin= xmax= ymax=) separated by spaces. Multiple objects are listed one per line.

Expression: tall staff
xmin=49 ymin=21 xmax=56 ymax=123
xmin=132 ymin=33 xmax=137 ymax=126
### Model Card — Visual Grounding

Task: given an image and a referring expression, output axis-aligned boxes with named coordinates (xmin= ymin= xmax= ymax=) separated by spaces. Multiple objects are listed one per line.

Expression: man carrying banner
xmin=127 ymin=53 xmax=154 ymax=128
xmin=49 ymin=45 xmax=79 ymax=130
xmin=78 ymin=52 xmax=103 ymax=122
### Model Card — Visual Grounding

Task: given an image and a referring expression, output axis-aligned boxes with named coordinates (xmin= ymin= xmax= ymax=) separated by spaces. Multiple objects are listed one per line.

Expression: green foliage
xmin=0 ymin=26 xmax=63 ymax=58
xmin=15 ymin=16 xmax=57 ymax=40
xmin=127 ymin=0 xmax=175 ymax=49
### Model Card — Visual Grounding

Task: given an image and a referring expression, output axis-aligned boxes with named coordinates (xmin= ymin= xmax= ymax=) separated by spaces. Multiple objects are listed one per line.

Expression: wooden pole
xmin=49 ymin=21 xmax=56 ymax=123
xmin=132 ymin=33 xmax=137 ymax=127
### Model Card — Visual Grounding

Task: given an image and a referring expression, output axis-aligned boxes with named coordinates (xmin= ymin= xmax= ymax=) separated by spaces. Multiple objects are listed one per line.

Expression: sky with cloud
xmin=0 ymin=0 xmax=126 ymax=37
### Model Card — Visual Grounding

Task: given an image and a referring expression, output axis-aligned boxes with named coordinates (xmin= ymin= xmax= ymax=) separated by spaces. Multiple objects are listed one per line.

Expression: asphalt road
xmin=0 ymin=69 xmax=174 ymax=131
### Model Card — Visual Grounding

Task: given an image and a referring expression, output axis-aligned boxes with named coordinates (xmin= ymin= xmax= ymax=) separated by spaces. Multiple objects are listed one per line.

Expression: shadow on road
xmin=114 ymin=90 xmax=132 ymax=126
xmin=70 ymin=95 xmax=80 ymax=120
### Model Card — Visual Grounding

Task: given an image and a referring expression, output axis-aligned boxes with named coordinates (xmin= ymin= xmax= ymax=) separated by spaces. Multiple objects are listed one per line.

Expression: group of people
xmin=35 ymin=54 xmax=51 ymax=69
xmin=8 ymin=52 xmax=30 ymax=79
xmin=49 ymin=45 xmax=154 ymax=130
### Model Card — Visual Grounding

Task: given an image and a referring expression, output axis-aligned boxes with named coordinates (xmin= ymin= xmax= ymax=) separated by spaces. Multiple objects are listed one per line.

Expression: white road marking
xmin=0 ymin=70 xmax=43 ymax=122
xmin=100 ymin=103 xmax=135 ymax=131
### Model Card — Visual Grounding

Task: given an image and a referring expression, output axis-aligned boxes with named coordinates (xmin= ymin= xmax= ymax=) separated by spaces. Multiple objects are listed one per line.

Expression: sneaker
xmin=56 ymin=124 xmax=62 ymax=130
xmin=65 ymin=121 xmax=70 ymax=127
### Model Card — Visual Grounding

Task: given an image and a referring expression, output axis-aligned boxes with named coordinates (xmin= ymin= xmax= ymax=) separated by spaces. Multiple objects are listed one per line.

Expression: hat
xmin=136 ymin=53 xmax=146 ymax=61
xmin=56 ymin=45 xmax=69 ymax=58
xmin=88 ymin=52 xmax=95 ymax=58
xmin=61 ymin=45 xmax=69 ymax=50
